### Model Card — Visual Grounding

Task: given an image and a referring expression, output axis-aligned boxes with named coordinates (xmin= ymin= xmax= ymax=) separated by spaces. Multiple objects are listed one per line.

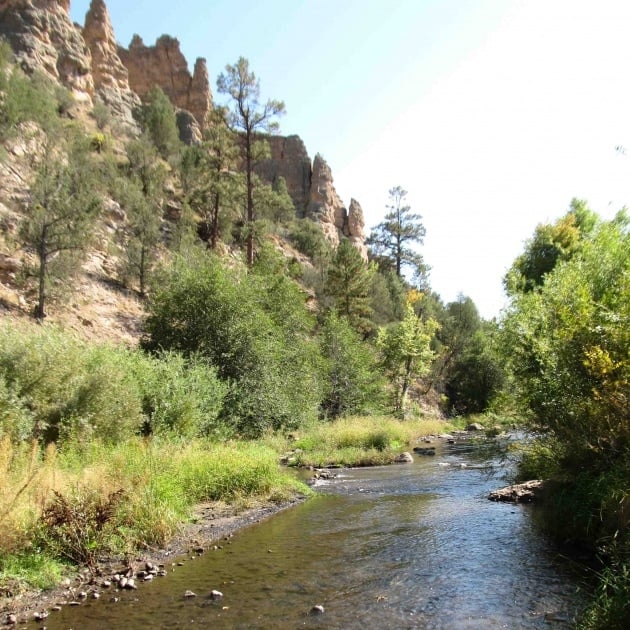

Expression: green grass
xmin=0 ymin=436 xmax=310 ymax=591
xmin=272 ymin=415 xmax=452 ymax=468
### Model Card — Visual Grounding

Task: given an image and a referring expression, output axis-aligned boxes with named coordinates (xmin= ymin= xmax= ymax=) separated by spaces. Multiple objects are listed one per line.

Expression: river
xmin=35 ymin=436 xmax=587 ymax=629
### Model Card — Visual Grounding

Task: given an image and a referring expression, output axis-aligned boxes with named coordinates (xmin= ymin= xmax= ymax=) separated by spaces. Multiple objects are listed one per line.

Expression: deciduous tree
xmin=377 ymin=294 xmax=438 ymax=415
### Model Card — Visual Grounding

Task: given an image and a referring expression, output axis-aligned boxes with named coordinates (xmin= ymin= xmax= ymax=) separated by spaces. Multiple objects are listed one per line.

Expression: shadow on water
xmin=35 ymin=437 xmax=587 ymax=629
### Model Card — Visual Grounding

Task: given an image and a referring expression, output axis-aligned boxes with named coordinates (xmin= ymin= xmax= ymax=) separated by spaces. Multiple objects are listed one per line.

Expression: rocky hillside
xmin=0 ymin=0 xmax=368 ymax=342
xmin=0 ymin=0 xmax=366 ymax=255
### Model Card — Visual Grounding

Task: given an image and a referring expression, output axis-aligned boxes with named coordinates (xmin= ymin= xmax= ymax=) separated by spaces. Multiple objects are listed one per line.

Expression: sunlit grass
xmin=273 ymin=415 xmax=453 ymax=467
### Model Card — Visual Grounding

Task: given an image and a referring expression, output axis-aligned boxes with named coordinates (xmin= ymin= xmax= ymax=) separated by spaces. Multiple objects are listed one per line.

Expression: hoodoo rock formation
xmin=0 ymin=0 xmax=367 ymax=256
xmin=83 ymin=0 xmax=139 ymax=127
xmin=118 ymin=34 xmax=212 ymax=129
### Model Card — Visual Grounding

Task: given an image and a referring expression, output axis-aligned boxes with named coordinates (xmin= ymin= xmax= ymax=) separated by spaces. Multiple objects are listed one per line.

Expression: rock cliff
xmin=118 ymin=34 xmax=212 ymax=128
xmin=0 ymin=0 xmax=366 ymax=256
xmin=259 ymin=141 xmax=368 ymax=259
xmin=83 ymin=0 xmax=139 ymax=128
xmin=0 ymin=0 xmax=93 ymax=102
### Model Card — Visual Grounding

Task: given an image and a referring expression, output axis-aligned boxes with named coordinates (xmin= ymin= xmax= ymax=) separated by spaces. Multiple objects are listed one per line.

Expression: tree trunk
xmin=35 ymin=230 xmax=47 ymax=320
xmin=211 ymin=190 xmax=220 ymax=250
xmin=245 ymin=130 xmax=254 ymax=266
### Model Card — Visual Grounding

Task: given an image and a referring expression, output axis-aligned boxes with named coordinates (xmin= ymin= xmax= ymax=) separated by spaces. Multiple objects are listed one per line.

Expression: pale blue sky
xmin=71 ymin=0 xmax=630 ymax=318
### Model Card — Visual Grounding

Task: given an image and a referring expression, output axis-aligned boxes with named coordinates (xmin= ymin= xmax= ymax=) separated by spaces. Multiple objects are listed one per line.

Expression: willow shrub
xmin=0 ymin=324 xmax=227 ymax=444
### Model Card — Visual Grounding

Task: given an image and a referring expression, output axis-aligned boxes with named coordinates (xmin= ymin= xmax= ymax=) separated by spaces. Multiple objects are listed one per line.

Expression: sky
xmin=70 ymin=0 xmax=630 ymax=319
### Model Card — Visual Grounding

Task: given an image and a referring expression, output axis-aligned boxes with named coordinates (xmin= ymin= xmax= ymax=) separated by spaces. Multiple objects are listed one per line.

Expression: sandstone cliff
xmin=0 ymin=0 xmax=93 ymax=102
xmin=0 ymin=0 xmax=366 ymax=257
xmin=118 ymin=34 xmax=212 ymax=129
xmin=83 ymin=0 xmax=139 ymax=128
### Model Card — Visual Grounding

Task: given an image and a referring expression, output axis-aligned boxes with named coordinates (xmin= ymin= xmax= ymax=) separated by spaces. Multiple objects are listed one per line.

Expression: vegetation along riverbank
xmin=0 ymin=24 xmax=627 ymax=628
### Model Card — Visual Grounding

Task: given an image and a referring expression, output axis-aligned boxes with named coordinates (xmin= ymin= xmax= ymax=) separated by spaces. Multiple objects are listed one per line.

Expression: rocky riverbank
xmin=0 ymin=497 xmax=306 ymax=628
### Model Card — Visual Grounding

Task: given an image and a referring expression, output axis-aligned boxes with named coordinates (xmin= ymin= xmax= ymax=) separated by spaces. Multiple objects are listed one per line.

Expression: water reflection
xmin=36 ymin=438 xmax=585 ymax=629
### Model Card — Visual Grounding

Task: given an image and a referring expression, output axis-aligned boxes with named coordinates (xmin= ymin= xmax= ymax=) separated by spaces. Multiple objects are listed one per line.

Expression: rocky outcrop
xmin=118 ymin=35 xmax=212 ymax=128
xmin=347 ymin=198 xmax=368 ymax=260
xmin=306 ymin=154 xmax=367 ymax=259
xmin=0 ymin=0 xmax=93 ymax=102
xmin=258 ymin=135 xmax=312 ymax=215
xmin=308 ymin=153 xmax=347 ymax=247
xmin=82 ymin=0 xmax=140 ymax=128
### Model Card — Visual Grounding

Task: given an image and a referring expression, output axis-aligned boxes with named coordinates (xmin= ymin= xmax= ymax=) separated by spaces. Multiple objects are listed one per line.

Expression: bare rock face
xmin=118 ymin=34 xmax=212 ymax=128
xmin=347 ymin=198 xmax=368 ymax=260
xmin=257 ymin=135 xmax=312 ymax=215
xmin=0 ymin=0 xmax=94 ymax=102
xmin=305 ymin=154 xmax=366 ymax=259
xmin=308 ymin=153 xmax=346 ymax=247
xmin=82 ymin=0 xmax=140 ymax=128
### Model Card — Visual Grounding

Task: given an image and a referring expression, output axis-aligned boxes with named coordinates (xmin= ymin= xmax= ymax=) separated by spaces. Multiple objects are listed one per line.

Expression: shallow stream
xmin=36 ymin=437 xmax=586 ymax=629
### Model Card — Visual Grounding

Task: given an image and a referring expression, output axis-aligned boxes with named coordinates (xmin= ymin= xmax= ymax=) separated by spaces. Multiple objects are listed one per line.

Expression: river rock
xmin=184 ymin=590 xmax=197 ymax=598
xmin=466 ymin=423 xmax=484 ymax=431
xmin=488 ymin=480 xmax=545 ymax=503
xmin=310 ymin=604 xmax=325 ymax=615
xmin=394 ymin=452 xmax=414 ymax=463
xmin=209 ymin=589 xmax=223 ymax=600
xmin=413 ymin=446 xmax=436 ymax=456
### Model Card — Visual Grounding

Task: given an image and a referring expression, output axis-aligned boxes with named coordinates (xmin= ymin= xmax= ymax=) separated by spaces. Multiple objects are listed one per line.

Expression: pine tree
xmin=326 ymin=239 xmax=374 ymax=336
xmin=367 ymin=186 xmax=426 ymax=278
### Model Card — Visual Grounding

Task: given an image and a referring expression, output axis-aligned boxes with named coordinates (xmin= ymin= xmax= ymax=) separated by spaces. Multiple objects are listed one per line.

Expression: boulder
xmin=488 ymin=480 xmax=545 ymax=503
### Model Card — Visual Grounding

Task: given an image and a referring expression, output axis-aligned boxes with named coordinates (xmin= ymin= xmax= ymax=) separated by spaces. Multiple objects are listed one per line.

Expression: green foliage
xmin=377 ymin=297 xmax=439 ymax=415
xmin=318 ymin=311 xmax=385 ymax=419
xmin=502 ymin=212 xmax=629 ymax=470
xmin=502 ymin=209 xmax=630 ymax=628
xmin=367 ymin=186 xmax=426 ymax=278
xmin=138 ymin=86 xmax=180 ymax=159
xmin=444 ymin=325 xmax=505 ymax=415
xmin=217 ymin=57 xmax=286 ymax=264
xmin=179 ymin=107 xmax=243 ymax=249
xmin=288 ymin=218 xmax=332 ymax=263
xmin=142 ymin=250 xmax=322 ymax=437
xmin=0 ymin=324 xmax=228 ymax=445
xmin=0 ymin=45 xmax=60 ymax=139
xmin=504 ymin=198 xmax=597 ymax=295
xmin=19 ymin=135 xmax=101 ymax=318
xmin=325 ymin=239 xmax=375 ymax=335
xmin=369 ymin=269 xmax=407 ymax=325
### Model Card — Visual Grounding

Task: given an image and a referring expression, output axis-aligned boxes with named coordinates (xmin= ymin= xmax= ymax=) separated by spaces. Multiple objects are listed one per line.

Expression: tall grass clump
xmin=288 ymin=415 xmax=450 ymax=467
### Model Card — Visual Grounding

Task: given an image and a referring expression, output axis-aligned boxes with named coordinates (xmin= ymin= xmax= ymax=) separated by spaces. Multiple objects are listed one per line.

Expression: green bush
xmin=143 ymin=250 xmax=323 ymax=437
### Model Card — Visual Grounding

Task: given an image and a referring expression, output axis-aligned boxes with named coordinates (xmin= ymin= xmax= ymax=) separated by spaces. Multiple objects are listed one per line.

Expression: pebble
xmin=310 ymin=605 xmax=325 ymax=615
xmin=184 ymin=590 xmax=197 ymax=598
xmin=210 ymin=590 xmax=223 ymax=600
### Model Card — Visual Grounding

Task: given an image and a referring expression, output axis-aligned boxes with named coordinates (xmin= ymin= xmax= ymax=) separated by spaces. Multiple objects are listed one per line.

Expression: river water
xmin=37 ymin=437 xmax=586 ymax=629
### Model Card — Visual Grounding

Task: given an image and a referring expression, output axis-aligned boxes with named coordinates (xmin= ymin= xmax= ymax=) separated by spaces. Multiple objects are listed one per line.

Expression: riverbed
xmin=32 ymin=437 xmax=586 ymax=629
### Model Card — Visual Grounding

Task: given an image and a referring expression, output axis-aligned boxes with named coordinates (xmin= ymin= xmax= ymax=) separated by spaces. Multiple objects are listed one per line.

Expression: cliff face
xmin=0 ymin=0 xmax=366 ymax=257
xmin=118 ymin=34 xmax=212 ymax=129
xmin=0 ymin=0 xmax=94 ymax=102
xmin=260 ymin=144 xmax=368 ymax=259
xmin=83 ymin=0 xmax=139 ymax=128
